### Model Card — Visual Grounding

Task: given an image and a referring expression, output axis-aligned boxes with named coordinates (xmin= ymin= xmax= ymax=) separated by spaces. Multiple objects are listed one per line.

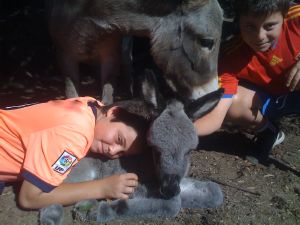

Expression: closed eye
xmin=117 ymin=132 xmax=126 ymax=147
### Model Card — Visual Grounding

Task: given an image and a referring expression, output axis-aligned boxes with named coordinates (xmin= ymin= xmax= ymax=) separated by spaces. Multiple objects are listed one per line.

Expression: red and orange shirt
xmin=219 ymin=5 xmax=300 ymax=97
xmin=0 ymin=97 xmax=102 ymax=192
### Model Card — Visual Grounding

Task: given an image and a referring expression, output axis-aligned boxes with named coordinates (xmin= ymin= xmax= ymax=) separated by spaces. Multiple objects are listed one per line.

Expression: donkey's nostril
xmin=160 ymin=183 xmax=180 ymax=199
xmin=160 ymin=174 xmax=181 ymax=199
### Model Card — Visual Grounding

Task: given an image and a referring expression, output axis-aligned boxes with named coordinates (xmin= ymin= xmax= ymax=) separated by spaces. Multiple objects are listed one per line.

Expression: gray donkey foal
xmin=45 ymin=0 xmax=223 ymax=103
xmin=39 ymin=85 xmax=224 ymax=224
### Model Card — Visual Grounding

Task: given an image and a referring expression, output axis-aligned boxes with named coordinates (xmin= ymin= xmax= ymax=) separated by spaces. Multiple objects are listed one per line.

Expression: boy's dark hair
xmin=100 ymin=103 xmax=150 ymax=131
xmin=100 ymin=103 xmax=151 ymax=150
xmin=234 ymin=0 xmax=290 ymax=18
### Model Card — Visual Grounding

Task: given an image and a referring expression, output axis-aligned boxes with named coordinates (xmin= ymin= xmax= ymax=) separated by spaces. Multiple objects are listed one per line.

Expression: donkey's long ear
xmin=185 ymin=88 xmax=224 ymax=121
xmin=101 ymin=69 xmax=166 ymax=121
xmin=140 ymin=69 xmax=166 ymax=114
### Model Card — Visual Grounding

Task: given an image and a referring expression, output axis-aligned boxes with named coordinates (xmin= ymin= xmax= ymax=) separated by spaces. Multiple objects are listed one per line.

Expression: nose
xmin=159 ymin=174 xmax=181 ymax=199
xmin=107 ymin=145 xmax=123 ymax=157
xmin=256 ymin=27 xmax=267 ymax=42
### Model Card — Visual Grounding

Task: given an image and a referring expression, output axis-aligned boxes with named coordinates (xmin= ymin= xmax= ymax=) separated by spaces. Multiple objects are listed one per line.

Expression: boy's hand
xmin=101 ymin=173 xmax=138 ymax=200
xmin=286 ymin=61 xmax=300 ymax=91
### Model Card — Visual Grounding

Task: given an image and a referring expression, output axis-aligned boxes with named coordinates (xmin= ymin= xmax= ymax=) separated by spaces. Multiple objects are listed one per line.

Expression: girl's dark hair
xmin=234 ymin=0 xmax=290 ymax=18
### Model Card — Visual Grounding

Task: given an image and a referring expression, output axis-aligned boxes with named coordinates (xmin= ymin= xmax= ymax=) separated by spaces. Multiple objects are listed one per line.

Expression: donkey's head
xmin=109 ymin=69 xmax=223 ymax=198
xmin=128 ymin=69 xmax=222 ymax=198
xmin=150 ymin=0 xmax=223 ymax=100
xmin=146 ymin=99 xmax=197 ymax=198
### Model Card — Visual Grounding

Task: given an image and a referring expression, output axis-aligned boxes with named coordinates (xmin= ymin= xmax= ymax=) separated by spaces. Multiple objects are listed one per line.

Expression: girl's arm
xmin=194 ymin=97 xmax=233 ymax=136
xmin=18 ymin=173 xmax=138 ymax=209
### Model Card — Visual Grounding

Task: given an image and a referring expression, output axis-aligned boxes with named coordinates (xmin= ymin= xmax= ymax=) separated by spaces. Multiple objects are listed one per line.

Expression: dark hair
xmin=100 ymin=103 xmax=151 ymax=151
xmin=234 ymin=0 xmax=290 ymax=18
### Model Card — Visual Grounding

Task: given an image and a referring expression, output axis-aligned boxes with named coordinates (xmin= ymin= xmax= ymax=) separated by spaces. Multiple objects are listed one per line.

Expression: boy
xmin=0 ymin=96 xmax=148 ymax=209
xmin=194 ymin=0 xmax=300 ymax=164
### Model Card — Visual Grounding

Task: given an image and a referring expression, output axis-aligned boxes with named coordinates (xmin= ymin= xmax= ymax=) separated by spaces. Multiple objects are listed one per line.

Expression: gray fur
xmin=45 ymin=0 xmax=223 ymax=103
xmin=39 ymin=204 xmax=63 ymax=225
xmin=147 ymin=100 xmax=198 ymax=197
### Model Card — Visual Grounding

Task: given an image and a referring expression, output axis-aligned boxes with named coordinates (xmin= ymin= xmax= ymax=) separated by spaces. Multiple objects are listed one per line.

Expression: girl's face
xmin=239 ymin=11 xmax=284 ymax=52
xmin=90 ymin=108 xmax=139 ymax=159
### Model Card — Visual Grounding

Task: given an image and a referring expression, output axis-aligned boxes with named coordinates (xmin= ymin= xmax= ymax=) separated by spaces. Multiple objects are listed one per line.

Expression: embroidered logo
xmin=269 ymin=55 xmax=283 ymax=66
xmin=52 ymin=151 xmax=77 ymax=174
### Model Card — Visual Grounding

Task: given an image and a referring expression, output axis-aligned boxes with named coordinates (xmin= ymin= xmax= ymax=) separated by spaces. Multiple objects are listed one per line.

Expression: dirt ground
xmin=0 ymin=1 xmax=299 ymax=225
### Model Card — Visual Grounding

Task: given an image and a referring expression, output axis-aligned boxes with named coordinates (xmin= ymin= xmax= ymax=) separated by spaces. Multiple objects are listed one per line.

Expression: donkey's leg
xmin=180 ymin=178 xmax=223 ymax=208
xmin=99 ymin=35 xmax=122 ymax=105
xmin=39 ymin=204 xmax=64 ymax=225
xmin=57 ymin=51 xmax=80 ymax=98
xmin=73 ymin=196 xmax=181 ymax=222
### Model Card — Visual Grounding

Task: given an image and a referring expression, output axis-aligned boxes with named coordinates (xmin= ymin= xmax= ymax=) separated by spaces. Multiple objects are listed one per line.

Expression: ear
xmin=140 ymin=69 xmax=166 ymax=112
xmin=105 ymin=106 xmax=121 ymax=117
xmin=185 ymin=88 xmax=224 ymax=121
xmin=102 ymin=69 xmax=166 ymax=121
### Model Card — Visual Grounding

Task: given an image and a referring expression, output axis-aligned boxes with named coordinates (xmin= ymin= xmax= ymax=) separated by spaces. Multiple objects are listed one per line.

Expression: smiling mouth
xmin=97 ymin=142 xmax=106 ymax=155
xmin=252 ymin=42 xmax=271 ymax=51
xmin=256 ymin=42 xmax=271 ymax=48
xmin=102 ymin=143 xmax=114 ymax=158
xmin=102 ymin=143 xmax=109 ymax=154
xmin=257 ymin=43 xmax=267 ymax=47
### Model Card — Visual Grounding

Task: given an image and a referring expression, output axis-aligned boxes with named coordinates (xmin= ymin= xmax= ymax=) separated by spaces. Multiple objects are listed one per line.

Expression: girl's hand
xmin=286 ymin=61 xmax=300 ymax=91
xmin=101 ymin=173 xmax=138 ymax=200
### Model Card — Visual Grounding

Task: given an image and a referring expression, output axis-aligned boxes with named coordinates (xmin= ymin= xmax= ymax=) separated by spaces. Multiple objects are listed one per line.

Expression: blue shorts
xmin=263 ymin=90 xmax=300 ymax=121
xmin=228 ymin=80 xmax=300 ymax=122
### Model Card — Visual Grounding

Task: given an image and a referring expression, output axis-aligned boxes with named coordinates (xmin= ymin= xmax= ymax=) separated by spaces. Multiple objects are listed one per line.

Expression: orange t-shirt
xmin=0 ymin=97 xmax=102 ymax=192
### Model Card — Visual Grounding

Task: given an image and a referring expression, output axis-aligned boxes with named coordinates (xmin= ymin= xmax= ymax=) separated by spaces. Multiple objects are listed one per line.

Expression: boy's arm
xmin=18 ymin=173 xmax=138 ymax=209
xmin=194 ymin=97 xmax=233 ymax=136
xmin=285 ymin=60 xmax=300 ymax=92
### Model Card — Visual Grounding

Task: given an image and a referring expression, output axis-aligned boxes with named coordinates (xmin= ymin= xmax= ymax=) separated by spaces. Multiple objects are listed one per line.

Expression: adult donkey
xmin=45 ymin=0 xmax=223 ymax=104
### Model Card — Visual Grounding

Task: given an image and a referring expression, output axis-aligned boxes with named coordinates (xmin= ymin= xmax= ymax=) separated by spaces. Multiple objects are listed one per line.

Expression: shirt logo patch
xmin=269 ymin=55 xmax=283 ymax=66
xmin=52 ymin=151 xmax=77 ymax=174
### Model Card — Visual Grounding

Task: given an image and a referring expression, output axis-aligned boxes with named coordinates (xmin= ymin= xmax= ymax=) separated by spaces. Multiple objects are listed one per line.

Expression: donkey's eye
xmin=198 ymin=38 xmax=214 ymax=50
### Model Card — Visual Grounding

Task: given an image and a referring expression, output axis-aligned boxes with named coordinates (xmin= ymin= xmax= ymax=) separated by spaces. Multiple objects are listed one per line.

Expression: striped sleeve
xmin=285 ymin=5 xmax=300 ymax=26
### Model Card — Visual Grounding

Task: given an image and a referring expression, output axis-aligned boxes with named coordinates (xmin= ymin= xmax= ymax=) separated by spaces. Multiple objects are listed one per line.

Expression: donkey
xmin=45 ymin=0 xmax=223 ymax=104
xmin=39 ymin=70 xmax=224 ymax=224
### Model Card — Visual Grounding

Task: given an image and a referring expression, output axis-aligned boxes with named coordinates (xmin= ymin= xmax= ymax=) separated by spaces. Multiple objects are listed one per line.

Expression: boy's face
xmin=90 ymin=108 xmax=140 ymax=159
xmin=239 ymin=11 xmax=284 ymax=52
